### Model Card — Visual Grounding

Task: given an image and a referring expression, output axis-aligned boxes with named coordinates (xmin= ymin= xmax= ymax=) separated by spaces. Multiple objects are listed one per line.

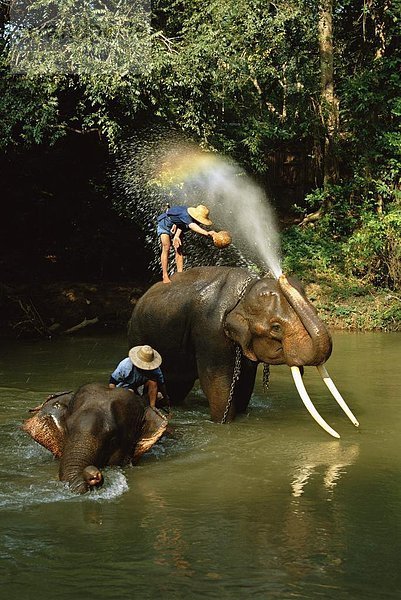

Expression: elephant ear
xmin=22 ymin=392 xmax=72 ymax=458
xmin=22 ymin=413 xmax=66 ymax=458
xmin=224 ymin=302 xmax=258 ymax=361
xmin=133 ymin=407 xmax=169 ymax=461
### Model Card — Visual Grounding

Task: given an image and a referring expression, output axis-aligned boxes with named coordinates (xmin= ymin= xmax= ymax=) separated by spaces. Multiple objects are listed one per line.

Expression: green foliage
xmin=336 ymin=2 xmax=401 ymax=215
xmin=283 ymin=204 xmax=401 ymax=293
xmin=0 ymin=0 xmax=400 ymax=316
xmin=2 ymin=0 xmax=154 ymax=149
xmin=163 ymin=0 xmax=321 ymax=171
xmin=281 ymin=224 xmax=342 ymax=279
xmin=381 ymin=303 xmax=401 ymax=331
xmin=303 ymin=184 xmax=363 ymax=237
xmin=342 ymin=208 xmax=401 ymax=290
xmin=0 ymin=60 xmax=61 ymax=148
xmin=7 ymin=0 xmax=152 ymax=78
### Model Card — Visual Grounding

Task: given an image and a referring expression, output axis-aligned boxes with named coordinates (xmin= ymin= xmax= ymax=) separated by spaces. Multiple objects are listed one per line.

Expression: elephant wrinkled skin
xmin=128 ymin=266 xmax=358 ymax=437
xmin=23 ymin=383 xmax=169 ymax=493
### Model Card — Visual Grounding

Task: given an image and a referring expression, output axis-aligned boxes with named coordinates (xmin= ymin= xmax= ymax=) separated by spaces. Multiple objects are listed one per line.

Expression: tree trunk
xmin=318 ymin=0 xmax=339 ymax=192
xmin=300 ymin=0 xmax=339 ymax=227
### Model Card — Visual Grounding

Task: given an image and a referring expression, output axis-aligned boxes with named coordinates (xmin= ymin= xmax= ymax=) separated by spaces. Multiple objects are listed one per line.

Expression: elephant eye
xmin=270 ymin=322 xmax=282 ymax=334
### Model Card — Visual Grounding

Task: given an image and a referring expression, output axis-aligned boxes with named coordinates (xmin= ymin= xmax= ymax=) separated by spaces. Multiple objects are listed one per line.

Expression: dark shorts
xmin=157 ymin=214 xmax=174 ymax=237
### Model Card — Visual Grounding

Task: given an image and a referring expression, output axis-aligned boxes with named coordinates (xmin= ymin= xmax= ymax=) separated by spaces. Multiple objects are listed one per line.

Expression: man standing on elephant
xmin=109 ymin=345 xmax=169 ymax=409
xmin=156 ymin=204 xmax=216 ymax=283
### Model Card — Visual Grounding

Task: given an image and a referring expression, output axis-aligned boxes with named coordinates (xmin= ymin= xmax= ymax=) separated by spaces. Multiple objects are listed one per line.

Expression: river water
xmin=1 ymin=331 xmax=400 ymax=599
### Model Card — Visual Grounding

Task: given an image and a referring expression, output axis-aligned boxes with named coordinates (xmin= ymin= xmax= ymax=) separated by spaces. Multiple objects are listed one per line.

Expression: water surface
xmin=1 ymin=332 xmax=400 ymax=599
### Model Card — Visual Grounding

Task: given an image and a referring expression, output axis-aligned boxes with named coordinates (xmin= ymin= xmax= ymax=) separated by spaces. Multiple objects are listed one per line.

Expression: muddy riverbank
xmin=0 ymin=281 xmax=148 ymax=339
xmin=0 ymin=278 xmax=400 ymax=339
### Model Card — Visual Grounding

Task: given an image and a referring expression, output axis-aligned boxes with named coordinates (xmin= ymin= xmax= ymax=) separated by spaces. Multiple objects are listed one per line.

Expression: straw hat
xmin=187 ymin=204 xmax=212 ymax=226
xmin=129 ymin=345 xmax=162 ymax=370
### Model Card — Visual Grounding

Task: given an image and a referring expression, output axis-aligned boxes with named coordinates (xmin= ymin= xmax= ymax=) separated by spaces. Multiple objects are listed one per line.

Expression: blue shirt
xmin=156 ymin=206 xmax=194 ymax=236
xmin=166 ymin=206 xmax=193 ymax=231
xmin=109 ymin=357 xmax=164 ymax=392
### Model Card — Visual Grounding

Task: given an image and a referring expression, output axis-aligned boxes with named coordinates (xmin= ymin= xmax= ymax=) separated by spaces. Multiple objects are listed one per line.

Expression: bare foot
xmin=162 ymin=277 xmax=171 ymax=283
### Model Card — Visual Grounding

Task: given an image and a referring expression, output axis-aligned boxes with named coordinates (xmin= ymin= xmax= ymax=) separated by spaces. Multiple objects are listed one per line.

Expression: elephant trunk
xmin=59 ymin=434 xmax=103 ymax=494
xmin=279 ymin=276 xmax=359 ymax=438
xmin=278 ymin=274 xmax=332 ymax=366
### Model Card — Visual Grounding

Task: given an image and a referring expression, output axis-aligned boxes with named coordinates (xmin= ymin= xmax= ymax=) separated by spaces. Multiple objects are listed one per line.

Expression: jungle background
xmin=0 ymin=0 xmax=400 ymax=337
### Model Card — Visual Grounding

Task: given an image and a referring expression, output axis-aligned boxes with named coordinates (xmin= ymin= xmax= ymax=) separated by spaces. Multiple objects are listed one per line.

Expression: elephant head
xmin=224 ymin=273 xmax=332 ymax=367
xmin=224 ymin=273 xmax=358 ymax=438
xmin=23 ymin=384 xmax=169 ymax=494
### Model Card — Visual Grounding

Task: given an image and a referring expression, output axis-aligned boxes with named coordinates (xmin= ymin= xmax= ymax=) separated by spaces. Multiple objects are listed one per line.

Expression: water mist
xmin=113 ymin=132 xmax=282 ymax=278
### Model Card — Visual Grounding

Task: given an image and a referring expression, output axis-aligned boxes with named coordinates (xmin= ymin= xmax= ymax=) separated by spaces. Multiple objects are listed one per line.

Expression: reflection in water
xmin=154 ymin=525 xmax=195 ymax=576
xmin=81 ymin=502 xmax=104 ymax=527
xmin=281 ymin=500 xmax=346 ymax=584
xmin=137 ymin=480 xmax=196 ymax=578
xmin=290 ymin=442 xmax=360 ymax=497
xmin=2 ymin=332 xmax=401 ymax=599
xmin=280 ymin=442 xmax=360 ymax=585
xmin=130 ymin=439 xmax=361 ymax=592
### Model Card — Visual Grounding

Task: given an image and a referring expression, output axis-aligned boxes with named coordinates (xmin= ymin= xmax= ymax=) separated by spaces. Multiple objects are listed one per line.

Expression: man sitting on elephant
xmin=109 ymin=344 xmax=169 ymax=410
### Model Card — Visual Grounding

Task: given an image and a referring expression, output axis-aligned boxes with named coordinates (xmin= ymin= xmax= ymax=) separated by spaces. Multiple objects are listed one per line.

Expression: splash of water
xmin=161 ymin=149 xmax=283 ymax=278
xmin=113 ymin=130 xmax=282 ymax=278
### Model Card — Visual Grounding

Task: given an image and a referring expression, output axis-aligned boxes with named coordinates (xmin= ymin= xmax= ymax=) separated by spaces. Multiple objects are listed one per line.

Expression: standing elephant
xmin=128 ymin=266 xmax=358 ymax=438
xmin=23 ymin=383 xmax=168 ymax=493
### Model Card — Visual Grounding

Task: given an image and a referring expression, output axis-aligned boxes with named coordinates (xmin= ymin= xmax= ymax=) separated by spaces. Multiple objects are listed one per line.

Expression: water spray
xmin=113 ymin=130 xmax=282 ymax=279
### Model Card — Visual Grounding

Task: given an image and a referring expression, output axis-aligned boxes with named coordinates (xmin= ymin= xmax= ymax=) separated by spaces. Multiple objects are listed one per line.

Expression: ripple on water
xmin=1 ymin=421 xmax=131 ymax=508
xmin=0 ymin=466 xmax=130 ymax=510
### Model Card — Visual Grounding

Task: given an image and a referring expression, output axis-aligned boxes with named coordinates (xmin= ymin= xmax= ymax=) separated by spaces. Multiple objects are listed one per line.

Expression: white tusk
xmin=290 ymin=366 xmax=340 ymax=439
xmin=317 ymin=365 xmax=359 ymax=427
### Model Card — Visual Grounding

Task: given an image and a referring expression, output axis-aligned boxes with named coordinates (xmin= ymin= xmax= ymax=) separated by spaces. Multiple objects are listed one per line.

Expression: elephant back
xmin=127 ymin=266 xmax=258 ymax=383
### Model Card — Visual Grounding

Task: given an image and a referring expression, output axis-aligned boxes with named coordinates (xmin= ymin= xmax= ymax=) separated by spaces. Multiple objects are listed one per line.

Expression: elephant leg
xmin=234 ymin=357 xmax=258 ymax=414
xmin=167 ymin=378 xmax=197 ymax=405
xmin=196 ymin=357 xmax=235 ymax=422
xmin=197 ymin=353 xmax=257 ymax=422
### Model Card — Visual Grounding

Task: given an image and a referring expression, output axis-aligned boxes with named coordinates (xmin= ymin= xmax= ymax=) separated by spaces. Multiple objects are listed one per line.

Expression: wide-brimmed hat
xmin=187 ymin=204 xmax=212 ymax=226
xmin=129 ymin=345 xmax=162 ymax=370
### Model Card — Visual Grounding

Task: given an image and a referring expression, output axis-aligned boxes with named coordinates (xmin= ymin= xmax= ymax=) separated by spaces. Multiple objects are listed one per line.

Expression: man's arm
xmin=173 ymin=228 xmax=183 ymax=248
xmin=148 ymin=369 xmax=169 ymax=400
xmin=188 ymin=222 xmax=216 ymax=237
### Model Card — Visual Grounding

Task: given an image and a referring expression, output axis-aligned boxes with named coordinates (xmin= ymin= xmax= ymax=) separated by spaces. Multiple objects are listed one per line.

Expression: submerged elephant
xmin=128 ymin=266 xmax=358 ymax=438
xmin=22 ymin=383 xmax=169 ymax=493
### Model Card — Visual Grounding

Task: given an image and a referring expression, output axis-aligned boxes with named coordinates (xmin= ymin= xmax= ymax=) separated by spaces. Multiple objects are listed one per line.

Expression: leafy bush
xmin=381 ymin=304 xmax=401 ymax=331
xmin=342 ymin=209 xmax=401 ymax=290
xmin=281 ymin=224 xmax=341 ymax=280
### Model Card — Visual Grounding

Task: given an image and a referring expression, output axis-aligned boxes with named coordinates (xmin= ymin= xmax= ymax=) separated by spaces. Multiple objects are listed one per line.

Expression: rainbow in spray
xmin=152 ymin=142 xmax=282 ymax=278
xmin=154 ymin=145 xmax=221 ymax=188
